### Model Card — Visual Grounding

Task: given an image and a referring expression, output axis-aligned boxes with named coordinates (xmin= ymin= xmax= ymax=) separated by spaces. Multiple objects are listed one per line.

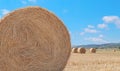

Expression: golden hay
xmin=0 ymin=7 xmax=71 ymax=71
xmin=77 ymin=48 xmax=86 ymax=54
xmin=90 ymin=48 xmax=96 ymax=53
xmin=72 ymin=48 xmax=78 ymax=53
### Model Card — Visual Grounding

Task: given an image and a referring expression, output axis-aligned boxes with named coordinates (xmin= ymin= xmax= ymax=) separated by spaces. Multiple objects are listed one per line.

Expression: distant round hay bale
xmin=77 ymin=48 xmax=86 ymax=54
xmin=90 ymin=48 xmax=96 ymax=53
xmin=0 ymin=7 xmax=71 ymax=71
xmin=72 ymin=48 xmax=78 ymax=53
xmin=113 ymin=49 xmax=116 ymax=52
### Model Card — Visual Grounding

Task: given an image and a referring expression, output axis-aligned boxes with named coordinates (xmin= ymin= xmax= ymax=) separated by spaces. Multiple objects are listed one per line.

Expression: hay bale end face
xmin=77 ymin=48 xmax=86 ymax=54
xmin=90 ymin=48 xmax=96 ymax=53
xmin=0 ymin=7 xmax=71 ymax=71
xmin=72 ymin=48 xmax=78 ymax=53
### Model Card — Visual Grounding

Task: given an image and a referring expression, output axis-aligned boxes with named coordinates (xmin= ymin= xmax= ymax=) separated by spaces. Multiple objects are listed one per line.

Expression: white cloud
xmin=85 ymin=37 xmax=108 ymax=43
xmin=103 ymin=16 xmax=119 ymax=23
xmin=80 ymin=32 xmax=85 ymax=35
xmin=88 ymin=25 xmax=95 ymax=28
xmin=99 ymin=34 xmax=103 ymax=38
xmin=21 ymin=0 xmax=37 ymax=4
xmin=21 ymin=0 xmax=27 ymax=4
xmin=80 ymin=28 xmax=99 ymax=36
xmin=80 ymin=25 xmax=99 ymax=36
xmin=85 ymin=36 xmax=109 ymax=43
xmin=84 ymin=28 xmax=99 ymax=33
xmin=1 ymin=9 xmax=10 ymax=15
xmin=115 ymin=19 xmax=120 ymax=28
xmin=102 ymin=16 xmax=120 ymax=28
xmin=98 ymin=24 xmax=107 ymax=29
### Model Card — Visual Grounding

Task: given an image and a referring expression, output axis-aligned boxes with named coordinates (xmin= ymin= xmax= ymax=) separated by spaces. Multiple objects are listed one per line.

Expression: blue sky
xmin=0 ymin=0 xmax=120 ymax=45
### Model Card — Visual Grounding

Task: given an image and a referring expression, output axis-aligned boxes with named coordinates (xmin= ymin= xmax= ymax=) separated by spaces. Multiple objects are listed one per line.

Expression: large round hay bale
xmin=90 ymin=48 xmax=96 ymax=53
xmin=0 ymin=7 xmax=71 ymax=71
xmin=72 ymin=48 xmax=78 ymax=53
xmin=77 ymin=48 xmax=86 ymax=54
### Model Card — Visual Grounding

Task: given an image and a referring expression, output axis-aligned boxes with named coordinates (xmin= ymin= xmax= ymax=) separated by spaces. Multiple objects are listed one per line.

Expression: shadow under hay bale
xmin=77 ymin=48 xmax=86 ymax=54
xmin=0 ymin=7 xmax=71 ymax=71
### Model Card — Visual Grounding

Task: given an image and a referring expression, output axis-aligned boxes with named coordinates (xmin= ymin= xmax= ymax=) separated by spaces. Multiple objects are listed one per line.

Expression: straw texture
xmin=0 ymin=7 xmax=71 ymax=71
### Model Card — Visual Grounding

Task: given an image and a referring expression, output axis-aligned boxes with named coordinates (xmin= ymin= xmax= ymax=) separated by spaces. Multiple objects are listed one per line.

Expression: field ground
xmin=64 ymin=49 xmax=120 ymax=71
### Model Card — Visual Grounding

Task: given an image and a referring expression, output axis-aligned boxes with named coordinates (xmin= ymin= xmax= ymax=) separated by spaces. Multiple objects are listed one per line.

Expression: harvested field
xmin=64 ymin=49 xmax=120 ymax=71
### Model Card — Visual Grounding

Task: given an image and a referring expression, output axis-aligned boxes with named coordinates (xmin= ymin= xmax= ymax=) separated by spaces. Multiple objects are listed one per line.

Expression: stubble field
xmin=64 ymin=49 xmax=120 ymax=71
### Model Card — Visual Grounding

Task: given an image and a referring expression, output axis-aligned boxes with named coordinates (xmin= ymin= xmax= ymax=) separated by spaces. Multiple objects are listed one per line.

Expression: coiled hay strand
xmin=77 ymin=48 xmax=86 ymax=54
xmin=0 ymin=7 xmax=71 ymax=71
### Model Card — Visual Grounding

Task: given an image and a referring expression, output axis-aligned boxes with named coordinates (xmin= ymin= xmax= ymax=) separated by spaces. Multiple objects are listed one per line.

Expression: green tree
xmin=118 ymin=47 xmax=120 ymax=50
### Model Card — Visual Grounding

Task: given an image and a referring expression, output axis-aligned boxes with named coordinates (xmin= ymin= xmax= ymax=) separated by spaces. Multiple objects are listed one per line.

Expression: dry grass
xmin=64 ymin=49 xmax=120 ymax=71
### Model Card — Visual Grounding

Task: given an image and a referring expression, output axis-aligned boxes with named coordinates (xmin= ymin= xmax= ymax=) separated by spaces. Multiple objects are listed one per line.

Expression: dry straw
xmin=90 ymin=48 xmax=96 ymax=53
xmin=0 ymin=7 xmax=71 ymax=71
xmin=77 ymin=47 xmax=86 ymax=54
xmin=72 ymin=48 xmax=78 ymax=53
